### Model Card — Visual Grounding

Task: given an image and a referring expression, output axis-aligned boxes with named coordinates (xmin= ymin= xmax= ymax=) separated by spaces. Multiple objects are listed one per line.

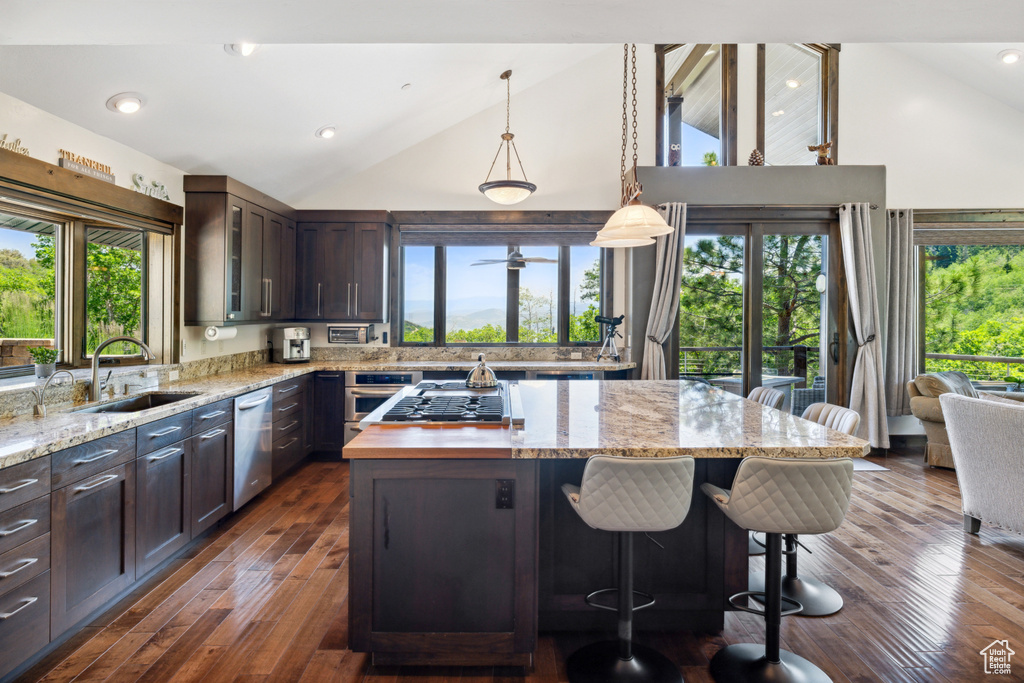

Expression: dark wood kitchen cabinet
xmin=184 ymin=176 xmax=298 ymax=325
xmin=135 ymin=440 xmax=190 ymax=576
xmin=349 ymin=459 xmax=537 ymax=666
xmin=313 ymin=372 xmax=345 ymax=453
xmin=189 ymin=420 xmax=234 ymax=538
xmin=293 ymin=211 xmax=391 ymax=322
xmin=272 ymin=377 xmax=309 ymax=479
xmin=51 ymin=460 xmax=136 ymax=637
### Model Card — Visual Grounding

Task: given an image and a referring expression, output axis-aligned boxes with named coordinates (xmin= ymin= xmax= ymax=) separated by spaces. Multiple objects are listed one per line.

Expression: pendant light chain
xmin=506 ymin=74 xmax=511 ymax=135
xmin=620 ymin=43 xmax=629 ymax=185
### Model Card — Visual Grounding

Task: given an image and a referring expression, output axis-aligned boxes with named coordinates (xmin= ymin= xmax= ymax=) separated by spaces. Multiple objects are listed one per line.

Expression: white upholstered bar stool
xmin=703 ymin=456 xmax=854 ymax=683
xmin=747 ymin=386 xmax=785 ymax=410
xmin=746 ymin=386 xmax=784 ymax=555
xmin=749 ymin=402 xmax=861 ymax=616
xmin=562 ymin=454 xmax=696 ymax=683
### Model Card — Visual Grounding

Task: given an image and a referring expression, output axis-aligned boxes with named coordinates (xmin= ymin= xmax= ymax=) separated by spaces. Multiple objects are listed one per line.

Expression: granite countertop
xmin=0 ymin=360 xmax=634 ymax=470
xmin=510 ymin=380 xmax=870 ymax=459
xmin=349 ymin=380 xmax=870 ymax=459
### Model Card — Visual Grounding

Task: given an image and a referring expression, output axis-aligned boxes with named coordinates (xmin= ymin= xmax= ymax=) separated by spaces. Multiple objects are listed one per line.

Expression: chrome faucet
xmin=90 ymin=336 xmax=156 ymax=402
xmin=34 ymin=370 xmax=77 ymax=417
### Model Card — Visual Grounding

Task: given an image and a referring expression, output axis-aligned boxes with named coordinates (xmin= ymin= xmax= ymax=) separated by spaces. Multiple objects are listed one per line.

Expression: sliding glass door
xmin=679 ymin=217 xmax=845 ymax=412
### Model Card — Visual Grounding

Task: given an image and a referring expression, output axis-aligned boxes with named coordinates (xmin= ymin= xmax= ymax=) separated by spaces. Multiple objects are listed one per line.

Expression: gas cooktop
xmin=377 ymin=380 xmax=517 ymax=425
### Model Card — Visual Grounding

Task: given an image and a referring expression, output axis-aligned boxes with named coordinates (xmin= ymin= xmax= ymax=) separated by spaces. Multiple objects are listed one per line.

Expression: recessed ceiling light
xmin=998 ymin=49 xmax=1021 ymax=64
xmin=785 ymin=79 xmax=800 ymax=88
xmin=401 ymin=83 xmax=412 ymax=91
xmin=105 ymin=92 xmax=144 ymax=114
xmin=771 ymin=109 xmax=785 ymax=117
xmin=315 ymin=125 xmax=336 ymax=139
xmin=224 ymin=43 xmax=260 ymax=57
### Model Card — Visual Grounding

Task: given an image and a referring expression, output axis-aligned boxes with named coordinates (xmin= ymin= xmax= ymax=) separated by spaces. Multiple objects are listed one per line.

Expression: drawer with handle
xmin=273 ymin=397 xmax=303 ymax=423
xmin=273 ymin=378 xmax=307 ymax=405
xmin=0 ymin=570 xmax=50 ymax=680
xmin=52 ymin=431 xmax=134 ymax=489
xmin=0 ymin=497 xmax=49 ymax=557
xmin=0 ymin=533 xmax=48 ymax=598
xmin=273 ymin=414 xmax=303 ymax=443
xmin=192 ymin=398 xmax=233 ymax=432
xmin=137 ymin=412 xmax=192 ymax=456
xmin=0 ymin=458 xmax=49 ymax=513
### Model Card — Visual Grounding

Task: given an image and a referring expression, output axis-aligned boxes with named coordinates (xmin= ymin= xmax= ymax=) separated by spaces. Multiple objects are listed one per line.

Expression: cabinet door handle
xmin=0 ymin=596 xmax=38 ymax=620
xmin=277 ymin=384 xmax=300 ymax=395
xmin=317 ymin=283 xmax=322 ymax=317
xmin=198 ymin=409 xmax=227 ymax=420
xmin=148 ymin=445 xmax=183 ymax=462
xmin=349 ymin=389 xmax=396 ymax=397
xmin=355 ymin=283 xmax=359 ymax=316
xmin=238 ymin=395 xmax=270 ymax=410
xmin=200 ymin=428 xmax=227 ymax=440
xmin=74 ymin=473 xmax=119 ymax=492
xmin=0 ymin=519 xmax=37 ymax=537
xmin=0 ymin=479 xmax=38 ymax=494
xmin=0 ymin=557 xmax=38 ymax=579
xmin=268 ymin=279 xmax=273 ymax=316
xmin=347 ymin=283 xmax=351 ymax=317
xmin=278 ymin=420 xmax=300 ymax=433
xmin=281 ymin=437 xmax=299 ymax=449
xmin=277 ymin=402 xmax=299 ymax=413
xmin=149 ymin=425 xmax=182 ymax=438
xmin=74 ymin=449 xmax=119 ymax=465
xmin=318 ymin=373 xmax=341 ymax=378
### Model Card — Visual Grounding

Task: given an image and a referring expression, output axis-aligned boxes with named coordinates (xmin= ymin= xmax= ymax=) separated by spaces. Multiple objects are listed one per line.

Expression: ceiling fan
xmin=471 ymin=250 xmax=557 ymax=270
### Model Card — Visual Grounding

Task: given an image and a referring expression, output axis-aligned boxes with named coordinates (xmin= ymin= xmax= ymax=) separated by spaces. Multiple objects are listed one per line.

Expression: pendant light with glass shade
xmin=479 ymin=70 xmax=536 ymax=205
xmin=591 ymin=44 xmax=673 ymax=248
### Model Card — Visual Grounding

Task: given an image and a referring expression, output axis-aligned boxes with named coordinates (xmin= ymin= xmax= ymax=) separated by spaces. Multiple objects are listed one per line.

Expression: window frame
xmin=390 ymin=211 xmax=614 ymax=348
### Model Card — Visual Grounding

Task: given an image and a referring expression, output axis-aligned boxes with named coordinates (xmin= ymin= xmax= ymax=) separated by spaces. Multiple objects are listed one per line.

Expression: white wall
xmin=299 ymin=46 xmax=656 ymax=211
xmin=841 ymin=43 xmax=1024 ymax=209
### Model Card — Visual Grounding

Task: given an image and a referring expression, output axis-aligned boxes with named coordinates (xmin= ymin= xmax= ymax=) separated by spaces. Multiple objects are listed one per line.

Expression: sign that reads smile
xmin=131 ymin=173 xmax=171 ymax=201
xmin=0 ymin=133 xmax=30 ymax=156
xmin=57 ymin=149 xmax=115 ymax=184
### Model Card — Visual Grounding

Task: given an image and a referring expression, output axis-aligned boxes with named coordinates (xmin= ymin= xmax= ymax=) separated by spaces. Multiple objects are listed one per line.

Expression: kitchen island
xmin=345 ymin=380 xmax=869 ymax=666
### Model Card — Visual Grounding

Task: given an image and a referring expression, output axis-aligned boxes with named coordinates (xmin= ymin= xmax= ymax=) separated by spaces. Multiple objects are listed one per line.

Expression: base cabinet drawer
xmin=272 ymin=432 xmax=304 ymax=480
xmin=0 ymin=533 xmax=49 ymax=598
xmin=0 ymin=457 xmax=50 ymax=513
xmin=0 ymin=496 xmax=49 ymax=557
xmin=0 ymin=570 xmax=50 ymax=680
xmin=51 ymin=462 xmax=136 ymax=637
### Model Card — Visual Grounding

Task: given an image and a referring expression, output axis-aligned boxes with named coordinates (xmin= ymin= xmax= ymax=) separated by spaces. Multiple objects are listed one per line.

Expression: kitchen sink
xmin=72 ymin=392 xmax=203 ymax=414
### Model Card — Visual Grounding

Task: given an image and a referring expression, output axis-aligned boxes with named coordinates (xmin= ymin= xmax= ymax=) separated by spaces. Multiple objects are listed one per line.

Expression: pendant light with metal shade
xmin=591 ymin=44 xmax=673 ymax=248
xmin=479 ymin=70 xmax=536 ymax=205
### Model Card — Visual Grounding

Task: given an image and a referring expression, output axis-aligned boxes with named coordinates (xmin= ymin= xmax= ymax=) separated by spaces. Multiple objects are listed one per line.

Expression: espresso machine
xmin=272 ymin=327 xmax=311 ymax=363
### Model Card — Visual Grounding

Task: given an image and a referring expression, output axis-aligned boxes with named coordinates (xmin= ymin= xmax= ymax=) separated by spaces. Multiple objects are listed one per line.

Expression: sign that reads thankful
xmin=57 ymin=148 xmax=115 ymax=184
xmin=0 ymin=133 xmax=31 ymax=156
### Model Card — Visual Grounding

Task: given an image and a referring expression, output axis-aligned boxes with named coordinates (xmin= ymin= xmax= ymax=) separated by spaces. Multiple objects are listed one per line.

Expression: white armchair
xmin=941 ymin=393 xmax=1024 ymax=536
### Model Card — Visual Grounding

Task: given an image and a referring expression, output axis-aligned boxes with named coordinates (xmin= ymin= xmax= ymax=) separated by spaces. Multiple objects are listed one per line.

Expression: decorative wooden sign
xmin=131 ymin=173 xmax=170 ymax=201
xmin=57 ymin=148 xmax=115 ymax=183
xmin=0 ymin=133 xmax=30 ymax=156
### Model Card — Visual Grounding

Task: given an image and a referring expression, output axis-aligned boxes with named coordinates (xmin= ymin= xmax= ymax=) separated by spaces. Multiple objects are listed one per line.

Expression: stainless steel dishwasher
xmin=233 ymin=386 xmax=273 ymax=510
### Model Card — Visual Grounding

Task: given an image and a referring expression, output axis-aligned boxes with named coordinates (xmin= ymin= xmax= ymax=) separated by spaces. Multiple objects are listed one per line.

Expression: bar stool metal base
xmin=749 ymin=574 xmax=844 ymax=617
xmin=749 ymin=532 xmax=765 ymax=555
xmin=710 ymin=643 xmax=831 ymax=683
xmin=567 ymin=641 xmax=683 ymax=683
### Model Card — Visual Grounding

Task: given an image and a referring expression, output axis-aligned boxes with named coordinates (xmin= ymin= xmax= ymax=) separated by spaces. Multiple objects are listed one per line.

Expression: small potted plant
xmin=1004 ymin=375 xmax=1024 ymax=394
xmin=28 ymin=346 xmax=59 ymax=379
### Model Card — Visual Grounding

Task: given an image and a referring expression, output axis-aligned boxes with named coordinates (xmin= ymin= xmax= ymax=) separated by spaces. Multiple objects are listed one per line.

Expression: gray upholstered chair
xmin=908 ymin=370 xmax=1024 ymax=468
xmin=941 ymin=393 xmax=1024 ymax=536
xmin=703 ymin=457 xmax=854 ymax=683
xmin=748 ymin=386 xmax=785 ymax=410
xmin=562 ymin=454 xmax=695 ymax=683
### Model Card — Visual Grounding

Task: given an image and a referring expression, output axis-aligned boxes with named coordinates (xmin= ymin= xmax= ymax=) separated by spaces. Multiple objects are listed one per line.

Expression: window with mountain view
xmin=400 ymin=243 xmax=602 ymax=345
xmin=0 ymin=211 xmax=59 ymax=371
xmin=924 ymin=244 xmax=1024 ymax=382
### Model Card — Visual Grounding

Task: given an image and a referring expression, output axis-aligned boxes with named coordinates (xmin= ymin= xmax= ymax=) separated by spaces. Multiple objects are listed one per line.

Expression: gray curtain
xmin=839 ymin=203 xmax=889 ymax=448
xmin=641 ymin=203 xmax=686 ymax=380
xmin=884 ymin=209 xmax=917 ymax=416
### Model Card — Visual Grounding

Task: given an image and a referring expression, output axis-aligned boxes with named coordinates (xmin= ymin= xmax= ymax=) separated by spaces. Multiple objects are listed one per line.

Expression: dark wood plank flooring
xmin=17 ymin=446 xmax=1024 ymax=682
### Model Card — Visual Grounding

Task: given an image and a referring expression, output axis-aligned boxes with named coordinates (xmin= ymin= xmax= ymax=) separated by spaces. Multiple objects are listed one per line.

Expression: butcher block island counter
xmin=345 ymin=380 xmax=868 ymax=667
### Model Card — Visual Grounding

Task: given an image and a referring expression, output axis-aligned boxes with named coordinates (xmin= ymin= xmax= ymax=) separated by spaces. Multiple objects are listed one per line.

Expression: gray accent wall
xmin=629 ymin=165 xmax=886 ymax=377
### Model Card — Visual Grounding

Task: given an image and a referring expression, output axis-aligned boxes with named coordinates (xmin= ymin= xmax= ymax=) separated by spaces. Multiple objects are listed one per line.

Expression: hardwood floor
xmin=16 ymin=447 xmax=1024 ymax=682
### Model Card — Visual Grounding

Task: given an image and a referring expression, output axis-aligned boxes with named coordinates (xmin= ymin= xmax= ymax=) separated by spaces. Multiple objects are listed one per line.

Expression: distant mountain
xmin=445 ymin=307 xmax=505 ymax=332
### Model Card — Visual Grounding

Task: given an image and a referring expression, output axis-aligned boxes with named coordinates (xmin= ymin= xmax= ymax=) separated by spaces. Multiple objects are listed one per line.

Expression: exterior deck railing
xmin=679 ymin=345 xmax=818 ymax=386
xmin=924 ymin=353 xmax=1024 ymax=384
